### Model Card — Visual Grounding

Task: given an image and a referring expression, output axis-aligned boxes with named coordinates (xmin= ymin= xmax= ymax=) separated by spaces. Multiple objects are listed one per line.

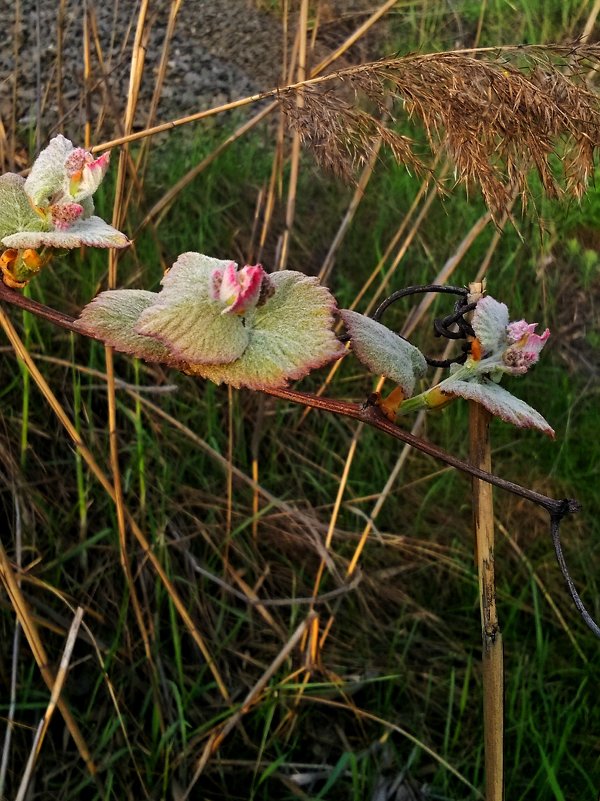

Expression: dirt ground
xmin=0 ymin=0 xmax=389 ymax=142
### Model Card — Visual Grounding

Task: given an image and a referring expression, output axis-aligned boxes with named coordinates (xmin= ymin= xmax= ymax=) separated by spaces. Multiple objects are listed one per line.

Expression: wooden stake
xmin=469 ymin=402 xmax=504 ymax=801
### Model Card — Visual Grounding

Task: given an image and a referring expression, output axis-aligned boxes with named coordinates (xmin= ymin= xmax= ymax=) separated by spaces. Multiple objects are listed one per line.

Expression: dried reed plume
xmin=277 ymin=43 xmax=600 ymax=219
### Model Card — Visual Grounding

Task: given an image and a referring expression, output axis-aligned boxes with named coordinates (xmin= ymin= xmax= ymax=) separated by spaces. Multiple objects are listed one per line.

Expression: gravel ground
xmin=0 ymin=0 xmax=387 ymax=144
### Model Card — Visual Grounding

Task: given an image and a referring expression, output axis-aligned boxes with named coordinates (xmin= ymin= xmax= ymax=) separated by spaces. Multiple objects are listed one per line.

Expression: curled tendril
xmin=0 ymin=281 xmax=597 ymax=640
xmin=551 ymin=508 xmax=600 ymax=640
xmin=372 ymin=284 xmax=477 ymax=367
xmin=368 ymin=283 xmax=600 ymax=640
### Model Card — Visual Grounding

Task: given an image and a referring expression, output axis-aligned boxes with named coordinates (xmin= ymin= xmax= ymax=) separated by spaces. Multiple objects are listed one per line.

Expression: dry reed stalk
xmin=495 ymin=518 xmax=586 ymax=662
xmin=583 ymin=0 xmax=600 ymax=41
xmin=109 ymin=0 xmax=148 ymax=246
xmin=297 ymin=168 xmax=440 ymax=426
xmin=318 ymin=134 xmax=383 ymax=283
xmin=55 ymin=0 xmax=67 ymax=125
xmin=91 ymin=0 xmax=409 ymax=154
xmin=0 ymin=308 xmax=230 ymax=702
xmin=103 ymin=1 xmax=162 ymax=707
xmin=469 ymin=402 xmax=504 ymax=801
xmin=139 ymin=0 xmax=391 ymax=233
xmin=0 ymin=496 xmax=23 ymax=797
xmin=245 ymin=10 xmax=300 ymax=591
xmin=85 ymin=10 xmax=175 ymax=273
xmin=278 ymin=0 xmax=309 ymax=270
xmin=0 ymin=537 xmax=98 ymax=782
xmin=14 ymin=607 xmax=84 ymax=801
xmin=136 ymin=0 xmax=183 ymax=180
xmin=301 ymin=428 xmax=361 ymax=655
xmin=473 ymin=0 xmax=487 ymax=47
xmin=303 ymin=695 xmax=482 ymax=796
xmin=10 ymin=0 xmax=20 ymax=171
xmin=255 ymin=16 xmax=300 ymax=262
xmin=182 ymin=613 xmax=317 ymax=797
xmin=83 ymin=0 xmax=92 ymax=149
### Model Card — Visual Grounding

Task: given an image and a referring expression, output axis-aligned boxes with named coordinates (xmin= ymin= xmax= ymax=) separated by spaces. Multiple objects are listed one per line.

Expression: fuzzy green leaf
xmin=3 ymin=216 xmax=130 ymax=249
xmin=440 ymin=376 xmax=554 ymax=437
xmin=75 ymin=290 xmax=173 ymax=363
xmin=186 ymin=271 xmax=345 ymax=389
xmin=0 ymin=174 xmax=48 ymax=242
xmin=24 ymin=135 xmax=74 ymax=206
xmin=341 ymin=309 xmax=427 ymax=397
xmin=134 ymin=252 xmax=250 ymax=364
xmin=472 ymin=296 xmax=509 ymax=355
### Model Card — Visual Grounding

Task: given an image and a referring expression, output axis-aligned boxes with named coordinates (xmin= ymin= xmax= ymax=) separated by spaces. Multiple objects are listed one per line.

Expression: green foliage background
xmin=0 ymin=1 xmax=599 ymax=799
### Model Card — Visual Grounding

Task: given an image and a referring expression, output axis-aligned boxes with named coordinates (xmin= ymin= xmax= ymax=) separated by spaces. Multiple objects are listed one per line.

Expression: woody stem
xmin=469 ymin=402 xmax=504 ymax=801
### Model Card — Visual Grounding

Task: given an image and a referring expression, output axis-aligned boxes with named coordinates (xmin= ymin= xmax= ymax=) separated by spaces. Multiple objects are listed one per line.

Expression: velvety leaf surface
xmin=134 ymin=252 xmax=249 ymax=364
xmin=0 ymin=174 xmax=48 ymax=242
xmin=440 ymin=376 xmax=554 ymax=436
xmin=75 ymin=290 xmax=173 ymax=363
xmin=2 ymin=216 xmax=130 ymax=249
xmin=187 ymin=272 xmax=345 ymax=389
xmin=472 ymin=296 xmax=509 ymax=355
xmin=24 ymin=135 xmax=74 ymax=206
xmin=340 ymin=309 xmax=427 ymax=397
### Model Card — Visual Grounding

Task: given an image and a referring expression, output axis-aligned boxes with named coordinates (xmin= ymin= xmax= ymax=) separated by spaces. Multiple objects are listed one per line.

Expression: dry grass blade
xmin=0 ymin=535 xmax=98 ymax=784
xmin=346 ymin=410 xmax=426 ymax=577
xmin=0 ymin=309 xmax=230 ymax=702
xmin=182 ymin=613 xmax=316 ymax=797
xmin=302 ymin=695 xmax=483 ymax=796
xmin=318 ymin=134 xmax=382 ymax=283
xmin=102 ymin=0 xmax=162 ymax=721
xmin=0 ymin=495 xmax=23 ymax=797
xmin=309 ymin=427 xmax=361 ymax=604
xmin=495 ymin=518 xmax=587 ymax=662
xmin=14 ymin=607 xmax=84 ymax=801
xmin=136 ymin=0 xmax=183 ymax=180
xmin=279 ymin=0 xmax=309 ymax=270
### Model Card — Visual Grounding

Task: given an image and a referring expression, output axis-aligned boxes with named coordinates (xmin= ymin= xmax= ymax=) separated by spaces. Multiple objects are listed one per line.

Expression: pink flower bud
xmin=50 ymin=202 xmax=84 ymax=230
xmin=210 ymin=262 xmax=265 ymax=315
xmin=503 ymin=322 xmax=550 ymax=373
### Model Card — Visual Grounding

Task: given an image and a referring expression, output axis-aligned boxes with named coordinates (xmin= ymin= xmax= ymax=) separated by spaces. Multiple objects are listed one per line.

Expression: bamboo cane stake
xmin=469 ymin=401 xmax=504 ymax=801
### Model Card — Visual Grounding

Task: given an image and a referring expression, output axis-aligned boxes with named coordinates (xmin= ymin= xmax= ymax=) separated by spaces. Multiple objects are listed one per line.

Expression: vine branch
xmin=1 ymin=281 xmax=597 ymax=639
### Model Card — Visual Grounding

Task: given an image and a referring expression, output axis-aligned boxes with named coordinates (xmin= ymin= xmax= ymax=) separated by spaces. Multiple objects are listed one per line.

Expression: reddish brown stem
xmin=0 ymin=280 xmax=577 ymax=517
